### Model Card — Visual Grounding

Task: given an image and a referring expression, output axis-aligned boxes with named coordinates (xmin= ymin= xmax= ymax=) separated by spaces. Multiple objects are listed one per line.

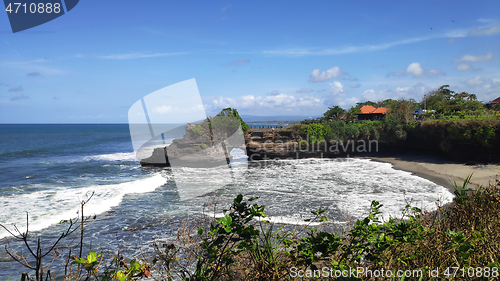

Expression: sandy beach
xmin=363 ymin=154 xmax=500 ymax=193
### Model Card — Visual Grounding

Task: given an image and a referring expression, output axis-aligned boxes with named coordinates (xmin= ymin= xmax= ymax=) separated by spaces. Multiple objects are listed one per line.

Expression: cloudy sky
xmin=1 ymin=0 xmax=499 ymax=123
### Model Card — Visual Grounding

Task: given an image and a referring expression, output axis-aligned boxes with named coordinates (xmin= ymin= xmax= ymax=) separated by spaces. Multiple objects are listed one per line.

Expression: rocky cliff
xmin=140 ymin=117 xmax=244 ymax=167
xmin=141 ymin=120 xmax=500 ymax=167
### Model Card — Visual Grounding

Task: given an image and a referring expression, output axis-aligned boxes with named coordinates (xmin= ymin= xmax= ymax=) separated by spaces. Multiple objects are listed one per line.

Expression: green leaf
xmin=115 ymin=271 xmax=126 ymax=281
xmin=87 ymin=252 xmax=98 ymax=263
xmin=221 ymin=214 xmax=232 ymax=226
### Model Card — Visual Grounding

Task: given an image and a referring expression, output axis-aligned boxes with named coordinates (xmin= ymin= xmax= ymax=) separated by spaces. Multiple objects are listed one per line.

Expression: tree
xmin=323 ymin=106 xmax=345 ymax=120
xmin=376 ymin=99 xmax=397 ymax=108
xmin=421 ymin=85 xmax=455 ymax=110
xmin=386 ymin=99 xmax=417 ymax=125
xmin=453 ymin=91 xmax=477 ymax=101
xmin=494 ymin=102 xmax=500 ymax=111
xmin=356 ymin=101 xmax=377 ymax=107
xmin=344 ymin=105 xmax=363 ymax=122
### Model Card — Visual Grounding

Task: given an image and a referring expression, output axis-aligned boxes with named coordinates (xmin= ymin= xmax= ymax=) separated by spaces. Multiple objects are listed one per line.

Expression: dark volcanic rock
xmin=140 ymin=118 xmax=241 ymax=168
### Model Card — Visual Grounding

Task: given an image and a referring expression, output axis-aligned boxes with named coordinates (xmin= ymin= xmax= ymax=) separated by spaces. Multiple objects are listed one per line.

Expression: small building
xmin=485 ymin=97 xmax=500 ymax=109
xmin=356 ymin=106 xmax=388 ymax=121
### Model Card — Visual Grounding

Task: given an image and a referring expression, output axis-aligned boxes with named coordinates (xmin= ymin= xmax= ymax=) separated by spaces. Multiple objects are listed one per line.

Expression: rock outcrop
xmin=140 ymin=115 xmax=245 ymax=167
xmin=244 ymin=128 xmax=374 ymax=160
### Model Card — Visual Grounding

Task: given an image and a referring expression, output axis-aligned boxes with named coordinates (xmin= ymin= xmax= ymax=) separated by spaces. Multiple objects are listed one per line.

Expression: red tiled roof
xmin=358 ymin=105 xmax=377 ymax=114
xmin=373 ymin=107 xmax=388 ymax=114
xmin=357 ymin=105 xmax=387 ymax=114
xmin=486 ymin=97 xmax=500 ymax=104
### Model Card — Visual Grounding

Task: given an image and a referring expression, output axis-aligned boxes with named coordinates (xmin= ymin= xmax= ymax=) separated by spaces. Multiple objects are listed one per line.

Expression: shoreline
xmin=359 ymin=154 xmax=500 ymax=194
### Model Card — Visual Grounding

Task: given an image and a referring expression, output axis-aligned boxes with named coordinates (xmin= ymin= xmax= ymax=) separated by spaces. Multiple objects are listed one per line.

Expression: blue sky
xmin=0 ymin=0 xmax=499 ymax=123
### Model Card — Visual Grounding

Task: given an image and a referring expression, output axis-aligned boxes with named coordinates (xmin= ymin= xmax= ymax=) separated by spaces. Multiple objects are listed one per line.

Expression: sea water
xmin=0 ymin=124 xmax=454 ymax=277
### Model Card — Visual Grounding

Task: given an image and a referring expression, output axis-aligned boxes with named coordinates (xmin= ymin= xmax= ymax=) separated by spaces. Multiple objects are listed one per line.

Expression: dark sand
xmin=360 ymin=154 xmax=500 ymax=193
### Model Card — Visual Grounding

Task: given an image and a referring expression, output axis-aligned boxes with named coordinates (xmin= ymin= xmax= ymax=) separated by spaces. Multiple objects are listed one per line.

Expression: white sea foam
xmin=1 ymin=157 xmax=456 ymax=240
xmin=0 ymin=174 xmax=167 ymax=240
xmin=84 ymin=152 xmax=138 ymax=162
xmin=204 ymin=157 xmax=455 ymax=224
xmin=36 ymin=152 xmax=139 ymax=164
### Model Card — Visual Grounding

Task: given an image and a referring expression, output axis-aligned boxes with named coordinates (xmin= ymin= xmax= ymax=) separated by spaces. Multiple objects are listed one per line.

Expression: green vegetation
xmin=421 ymin=85 xmax=484 ymax=116
xmin=216 ymin=107 xmax=249 ymax=134
xmin=283 ymin=86 xmax=499 ymax=156
xmin=323 ymin=105 xmax=345 ymax=120
xmin=192 ymin=125 xmax=203 ymax=136
xmin=406 ymin=120 xmax=499 ymax=152
xmin=190 ymin=108 xmax=248 ymax=142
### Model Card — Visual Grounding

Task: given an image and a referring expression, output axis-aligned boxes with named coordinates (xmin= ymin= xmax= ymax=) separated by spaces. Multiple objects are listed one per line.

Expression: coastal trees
xmin=344 ymin=105 xmax=362 ymax=122
xmin=421 ymin=85 xmax=454 ymax=110
xmin=323 ymin=105 xmax=345 ymax=120
xmin=385 ymin=99 xmax=417 ymax=125
xmin=421 ymin=85 xmax=486 ymax=117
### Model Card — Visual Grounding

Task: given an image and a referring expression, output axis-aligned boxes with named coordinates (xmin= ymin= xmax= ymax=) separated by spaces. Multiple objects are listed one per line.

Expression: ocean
xmin=0 ymin=124 xmax=454 ymax=278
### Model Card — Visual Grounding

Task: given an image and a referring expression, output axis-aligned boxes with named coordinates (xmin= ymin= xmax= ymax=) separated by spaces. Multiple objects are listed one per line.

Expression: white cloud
xmin=189 ymin=104 xmax=205 ymax=113
xmin=454 ymin=53 xmax=493 ymax=62
xmin=212 ymin=97 xmax=238 ymax=108
xmin=361 ymin=89 xmax=393 ymax=101
xmin=361 ymin=89 xmax=375 ymax=100
xmin=478 ymin=18 xmax=497 ymax=24
xmin=240 ymin=95 xmax=256 ymax=108
xmin=468 ymin=23 xmax=500 ymax=36
xmin=427 ymin=69 xmax=445 ymax=76
xmin=309 ymin=67 xmax=346 ymax=82
xmin=466 ymin=76 xmax=485 ymax=86
xmin=459 ymin=76 xmax=500 ymax=103
xmin=296 ymin=88 xmax=314 ymax=93
xmin=152 ymin=105 xmax=173 ymax=114
xmin=360 ymin=83 xmax=430 ymax=103
xmin=208 ymin=93 xmax=323 ymax=114
xmin=337 ymin=97 xmax=360 ymax=107
xmin=262 ymin=23 xmax=499 ymax=57
xmin=389 ymin=62 xmax=445 ymax=78
xmin=396 ymin=87 xmax=410 ymax=93
xmin=322 ymin=81 xmax=359 ymax=108
xmin=456 ymin=64 xmax=472 ymax=71
xmin=329 ymin=81 xmax=344 ymax=95
xmin=406 ymin=62 xmax=425 ymax=78
xmin=264 ymin=35 xmax=434 ymax=56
